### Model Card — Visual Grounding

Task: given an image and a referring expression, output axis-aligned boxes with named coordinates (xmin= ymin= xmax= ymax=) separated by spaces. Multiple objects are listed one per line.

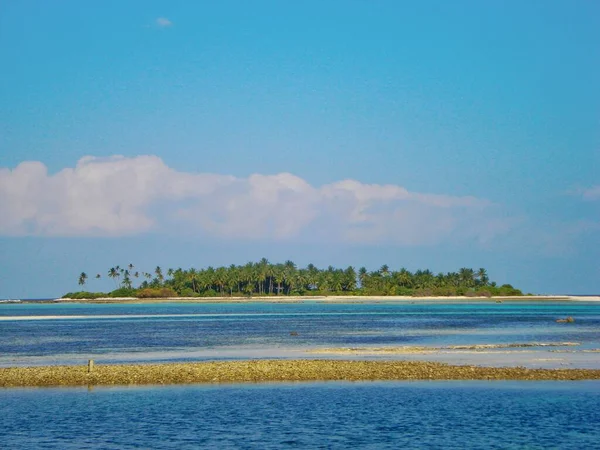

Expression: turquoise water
xmin=2 ymin=381 xmax=600 ymax=449
xmin=1 ymin=301 xmax=599 ymax=367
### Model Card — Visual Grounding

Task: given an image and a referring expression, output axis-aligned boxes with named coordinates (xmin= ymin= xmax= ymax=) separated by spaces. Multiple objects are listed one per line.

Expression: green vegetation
xmin=65 ymin=259 xmax=524 ymax=299
xmin=62 ymin=291 xmax=107 ymax=300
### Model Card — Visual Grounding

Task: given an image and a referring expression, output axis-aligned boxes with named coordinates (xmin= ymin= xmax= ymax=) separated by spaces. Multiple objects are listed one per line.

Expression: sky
xmin=0 ymin=0 xmax=599 ymax=297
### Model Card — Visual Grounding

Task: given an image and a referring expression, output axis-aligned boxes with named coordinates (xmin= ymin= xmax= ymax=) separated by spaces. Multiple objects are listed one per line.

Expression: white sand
xmin=50 ymin=294 xmax=598 ymax=303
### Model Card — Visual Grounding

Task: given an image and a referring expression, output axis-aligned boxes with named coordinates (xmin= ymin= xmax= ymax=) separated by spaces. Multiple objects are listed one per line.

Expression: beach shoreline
xmin=2 ymin=359 xmax=600 ymax=388
xmin=46 ymin=295 xmax=600 ymax=304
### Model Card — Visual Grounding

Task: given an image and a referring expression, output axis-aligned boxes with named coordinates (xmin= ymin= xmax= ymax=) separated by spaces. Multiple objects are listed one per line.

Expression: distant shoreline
xmin=44 ymin=295 xmax=600 ymax=304
xmin=2 ymin=359 xmax=600 ymax=387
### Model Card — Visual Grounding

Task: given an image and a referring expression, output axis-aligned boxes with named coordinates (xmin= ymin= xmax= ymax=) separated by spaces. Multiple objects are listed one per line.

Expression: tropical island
xmin=64 ymin=259 xmax=525 ymax=300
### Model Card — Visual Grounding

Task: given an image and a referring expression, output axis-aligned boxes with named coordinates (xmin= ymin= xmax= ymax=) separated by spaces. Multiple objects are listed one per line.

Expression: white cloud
xmin=0 ymin=155 xmax=510 ymax=244
xmin=155 ymin=17 xmax=172 ymax=28
xmin=581 ymin=185 xmax=600 ymax=200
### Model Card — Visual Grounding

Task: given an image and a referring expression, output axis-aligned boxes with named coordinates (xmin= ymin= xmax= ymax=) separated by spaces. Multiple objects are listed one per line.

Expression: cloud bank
xmin=0 ymin=156 xmax=507 ymax=244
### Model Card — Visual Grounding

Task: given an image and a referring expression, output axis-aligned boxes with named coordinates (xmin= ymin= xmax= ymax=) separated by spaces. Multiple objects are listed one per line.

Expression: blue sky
xmin=1 ymin=0 xmax=598 ymax=297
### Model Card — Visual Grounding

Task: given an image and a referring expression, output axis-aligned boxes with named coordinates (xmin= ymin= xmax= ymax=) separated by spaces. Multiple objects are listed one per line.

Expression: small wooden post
xmin=88 ymin=359 xmax=94 ymax=373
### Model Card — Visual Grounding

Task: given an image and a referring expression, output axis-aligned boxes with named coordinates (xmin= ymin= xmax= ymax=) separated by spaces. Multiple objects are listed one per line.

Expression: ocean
xmin=2 ymin=381 xmax=600 ymax=448
xmin=1 ymin=300 xmax=600 ymax=448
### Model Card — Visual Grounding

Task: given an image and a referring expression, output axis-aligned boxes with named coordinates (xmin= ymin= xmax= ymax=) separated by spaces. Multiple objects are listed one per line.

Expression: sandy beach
xmin=49 ymin=295 xmax=600 ymax=304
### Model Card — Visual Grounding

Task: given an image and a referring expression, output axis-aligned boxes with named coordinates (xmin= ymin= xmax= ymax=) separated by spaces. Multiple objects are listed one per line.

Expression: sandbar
xmin=309 ymin=342 xmax=582 ymax=355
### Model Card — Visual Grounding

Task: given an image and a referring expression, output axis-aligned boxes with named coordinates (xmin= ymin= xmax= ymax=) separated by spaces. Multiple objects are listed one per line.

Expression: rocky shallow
xmin=2 ymin=360 xmax=600 ymax=387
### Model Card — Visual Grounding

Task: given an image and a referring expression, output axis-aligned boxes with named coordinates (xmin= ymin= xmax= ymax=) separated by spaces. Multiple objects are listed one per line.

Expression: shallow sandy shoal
xmin=2 ymin=360 xmax=600 ymax=388
xmin=308 ymin=342 xmax=583 ymax=355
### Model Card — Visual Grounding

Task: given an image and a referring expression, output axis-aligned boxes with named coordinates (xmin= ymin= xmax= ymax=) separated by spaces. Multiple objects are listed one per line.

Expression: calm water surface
xmin=2 ymin=302 xmax=600 ymax=448
xmin=2 ymin=381 xmax=600 ymax=449
xmin=1 ymin=301 xmax=599 ymax=367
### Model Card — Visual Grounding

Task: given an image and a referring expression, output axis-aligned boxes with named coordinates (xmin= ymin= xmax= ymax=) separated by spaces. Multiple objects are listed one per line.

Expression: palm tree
xmin=477 ymin=268 xmax=489 ymax=287
xmin=331 ymin=271 xmax=343 ymax=292
xmin=396 ymin=268 xmax=412 ymax=287
xmin=203 ymin=267 xmax=216 ymax=292
xmin=435 ymin=272 xmax=446 ymax=287
xmin=380 ymin=264 xmax=390 ymax=277
xmin=95 ymin=273 xmax=101 ymax=279
xmin=459 ymin=268 xmax=475 ymax=288
xmin=414 ymin=269 xmax=434 ymax=289
xmin=123 ymin=270 xmax=132 ymax=289
xmin=273 ymin=264 xmax=285 ymax=295
xmin=295 ymin=269 xmax=308 ymax=294
xmin=241 ymin=263 xmax=254 ymax=295
xmin=108 ymin=267 xmax=119 ymax=288
xmin=283 ymin=260 xmax=296 ymax=294
xmin=258 ymin=259 xmax=269 ymax=295
xmin=155 ymin=266 xmax=163 ymax=284
xmin=215 ymin=267 xmax=227 ymax=294
xmin=188 ymin=268 xmax=199 ymax=293
xmin=307 ymin=263 xmax=319 ymax=291
xmin=343 ymin=266 xmax=357 ymax=291
xmin=78 ymin=272 xmax=88 ymax=287
xmin=446 ymin=272 xmax=460 ymax=287
xmin=358 ymin=266 xmax=369 ymax=288
xmin=114 ymin=266 xmax=123 ymax=286
xmin=262 ymin=263 xmax=271 ymax=295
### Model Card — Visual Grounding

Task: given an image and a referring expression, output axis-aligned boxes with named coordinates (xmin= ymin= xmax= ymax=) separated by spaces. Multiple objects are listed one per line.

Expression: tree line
xmin=67 ymin=259 xmax=524 ymax=299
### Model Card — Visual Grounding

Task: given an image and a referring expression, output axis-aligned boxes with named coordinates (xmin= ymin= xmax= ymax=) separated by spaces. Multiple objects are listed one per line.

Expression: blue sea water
xmin=2 ymin=381 xmax=600 ymax=449
xmin=2 ymin=302 xmax=600 ymax=448
xmin=1 ymin=301 xmax=600 ymax=367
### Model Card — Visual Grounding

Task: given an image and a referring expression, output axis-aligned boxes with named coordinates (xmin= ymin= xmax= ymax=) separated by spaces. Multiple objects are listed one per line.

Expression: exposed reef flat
xmin=2 ymin=360 xmax=600 ymax=388
xmin=309 ymin=342 xmax=582 ymax=355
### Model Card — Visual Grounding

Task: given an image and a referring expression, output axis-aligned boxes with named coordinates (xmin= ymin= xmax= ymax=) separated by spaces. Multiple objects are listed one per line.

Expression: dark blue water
xmin=1 ymin=301 xmax=599 ymax=366
xmin=2 ymin=381 xmax=600 ymax=449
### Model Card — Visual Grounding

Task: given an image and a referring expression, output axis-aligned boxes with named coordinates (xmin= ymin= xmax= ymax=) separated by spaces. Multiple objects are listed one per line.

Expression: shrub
xmin=136 ymin=288 xmax=178 ymax=298
xmin=109 ymin=288 xmax=137 ymax=298
xmin=179 ymin=288 xmax=199 ymax=298
xmin=475 ymin=290 xmax=492 ymax=298
xmin=201 ymin=289 xmax=219 ymax=297
xmin=393 ymin=286 xmax=414 ymax=296
xmin=432 ymin=287 xmax=455 ymax=297
xmin=413 ymin=288 xmax=433 ymax=297
xmin=491 ymin=284 xmax=524 ymax=297
xmin=62 ymin=291 xmax=107 ymax=299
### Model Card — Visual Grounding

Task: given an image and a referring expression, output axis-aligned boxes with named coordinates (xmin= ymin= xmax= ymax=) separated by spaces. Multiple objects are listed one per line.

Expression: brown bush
xmin=136 ymin=288 xmax=178 ymax=298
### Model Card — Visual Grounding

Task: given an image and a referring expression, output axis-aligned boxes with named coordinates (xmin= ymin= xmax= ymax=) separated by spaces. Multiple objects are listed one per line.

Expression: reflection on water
xmin=1 ymin=301 xmax=599 ymax=368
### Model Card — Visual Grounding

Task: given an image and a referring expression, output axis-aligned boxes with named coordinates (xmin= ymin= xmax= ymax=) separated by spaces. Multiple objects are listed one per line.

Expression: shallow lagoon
xmin=1 ymin=301 xmax=599 ymax=368
xmin=2 ymin=381 xmax=600 ymax=449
